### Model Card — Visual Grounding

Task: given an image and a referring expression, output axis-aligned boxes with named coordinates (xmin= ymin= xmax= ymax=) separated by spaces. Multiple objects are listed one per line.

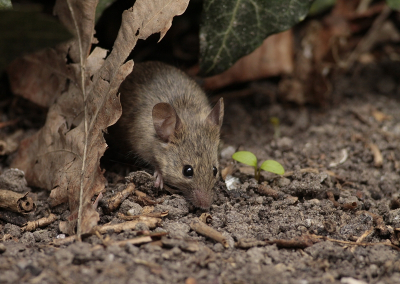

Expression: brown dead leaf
xmin=11 ymin=0 xmax=189 ymax=237
xmin=204 ymin=30 xmax=294 ymax=90
xmin=54 ymin=0 xmax=98 ymax=64
xmin=7 ymin=47 xmax=71 ymax=107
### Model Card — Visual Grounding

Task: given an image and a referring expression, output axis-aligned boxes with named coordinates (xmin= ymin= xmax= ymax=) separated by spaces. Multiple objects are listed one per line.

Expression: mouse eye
xmin=213 ymin=166 xmax=218 ymax=177
xmin=182 ymin=165 xmax=193 ymax=178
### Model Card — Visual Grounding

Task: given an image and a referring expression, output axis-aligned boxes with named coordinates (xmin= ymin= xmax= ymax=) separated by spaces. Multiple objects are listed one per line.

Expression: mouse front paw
xmin=154 ymin=169 xmax=164 ymax=189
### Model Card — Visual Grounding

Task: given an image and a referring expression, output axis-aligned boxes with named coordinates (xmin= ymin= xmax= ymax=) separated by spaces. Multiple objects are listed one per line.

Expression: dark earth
xmin=1 ymin=61 xmax=400 ymax=284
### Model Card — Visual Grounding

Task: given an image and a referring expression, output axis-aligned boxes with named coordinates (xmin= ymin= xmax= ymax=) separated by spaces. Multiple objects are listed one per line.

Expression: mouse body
xmin=107 ymin=61 xmax=224 ymax=209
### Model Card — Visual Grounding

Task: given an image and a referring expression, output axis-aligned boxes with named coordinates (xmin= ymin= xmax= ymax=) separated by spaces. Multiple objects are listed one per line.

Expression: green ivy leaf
xmin=232 ymin=151 xmax=258 ymax=168
xmin=309 ymin=0 xmax=335 ymax=15
xmin=387 ymin=0 xmax=400 ymax=10
xmin=199 ymin=0 xmax=315 ymax=76
xmin=0 ymin=10 xmax=72 ymax=70
xmin=260 ymin=160 xmax=285 ymax=175
xmin=95 ymin=0 xmax=116 ymax=22
xmin=0 ymin=0 xmax=12 ymax=10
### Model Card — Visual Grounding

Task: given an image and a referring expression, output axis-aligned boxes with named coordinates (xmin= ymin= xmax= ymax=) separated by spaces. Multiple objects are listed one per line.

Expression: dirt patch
xmin=1 ymin=68 xmax=400 ymax=284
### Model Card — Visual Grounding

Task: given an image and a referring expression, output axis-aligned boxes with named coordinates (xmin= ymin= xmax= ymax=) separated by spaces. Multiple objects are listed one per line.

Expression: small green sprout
xmin=270 ymin=117 xmax=280 ymax=139
xmin=232 ymin=151 xmax=285 ymax=182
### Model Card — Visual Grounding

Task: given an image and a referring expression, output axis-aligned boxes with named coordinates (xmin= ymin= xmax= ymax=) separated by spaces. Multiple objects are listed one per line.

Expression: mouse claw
xmin=154 ymin=169 xmax=164 ymax=189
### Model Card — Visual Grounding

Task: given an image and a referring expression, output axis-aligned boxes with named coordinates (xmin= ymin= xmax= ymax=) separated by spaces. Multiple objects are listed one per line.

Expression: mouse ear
xmin=206 ymin=97 xmax=224 ymax=128
xmin=152 ymin=103 xmax=182 ymax=142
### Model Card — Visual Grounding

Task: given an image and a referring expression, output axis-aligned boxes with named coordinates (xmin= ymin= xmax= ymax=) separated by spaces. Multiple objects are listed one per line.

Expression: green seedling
xmin=232 ymin=151 xmax=285 ymax=182
xmin=270 ymin=117 xmax=280 ymax=139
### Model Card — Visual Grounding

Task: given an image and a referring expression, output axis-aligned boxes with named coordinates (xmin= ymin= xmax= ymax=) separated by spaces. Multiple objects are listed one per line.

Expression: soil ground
xmin=1 ymin=63 xmax=400 ymax=284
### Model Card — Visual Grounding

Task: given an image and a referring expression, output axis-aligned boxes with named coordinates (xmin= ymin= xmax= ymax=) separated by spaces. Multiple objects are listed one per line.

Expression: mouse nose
xmin=191 ymin=189 xmax=214 ymax=209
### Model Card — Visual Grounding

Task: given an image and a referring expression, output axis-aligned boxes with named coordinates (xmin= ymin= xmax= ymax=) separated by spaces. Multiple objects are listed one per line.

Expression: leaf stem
xmin=255 ymin=167 xmax=260 ymax=183
xmin=66 ymin=0 xmax=87 ymax=241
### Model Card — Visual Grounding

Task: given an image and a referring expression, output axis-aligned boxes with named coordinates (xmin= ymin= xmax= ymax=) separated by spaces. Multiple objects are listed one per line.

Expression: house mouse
xmin=106 ymin=61 xmax=224 ymax=209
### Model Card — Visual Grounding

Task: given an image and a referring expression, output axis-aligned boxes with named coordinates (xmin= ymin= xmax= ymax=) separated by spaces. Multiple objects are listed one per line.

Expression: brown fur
xmin=107 ymin=61 xmax=223 ymax=209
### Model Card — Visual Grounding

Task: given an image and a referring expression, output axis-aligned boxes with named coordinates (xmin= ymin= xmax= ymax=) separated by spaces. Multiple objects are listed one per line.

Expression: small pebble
xmin=225 ymin=175 xmax=241 ymax=191
xmin=277 ymin=177 xmax=290 ymax=187
xmin=213 ymin=243 xmax=225 ymax=252
xmin=127 ymin=202 xmax=143 ymax=216
xmin=220 ymin=146 xmax=236 ymax=159
xmin=276 ymin=137 xmax=293 ymax=151
xmin=256 ymin=196 xmax=264 ymax=204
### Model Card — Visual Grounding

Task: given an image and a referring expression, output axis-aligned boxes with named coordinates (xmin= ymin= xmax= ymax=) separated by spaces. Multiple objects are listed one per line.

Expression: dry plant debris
xmin=8 ymin=0 xmax=189 ymax=238
xmin=105 ymin=183 xmax=135 ymax=213
xmin=0 ymin=129 xmax=23 ymax=156
xmin=118 ymin=211 xmax=168 ymax=220
xmin=91 ymin=216 xmax=162 ymax=235
xmin=190 ymin=217 xmax=229 ymax=248
xmin=22 ymin=213 xmax=58 ymax=232
xmin=1 ymin=1 xmax=400 ymax=283
xmin=0 ymin=189 xmax=35 ymax=214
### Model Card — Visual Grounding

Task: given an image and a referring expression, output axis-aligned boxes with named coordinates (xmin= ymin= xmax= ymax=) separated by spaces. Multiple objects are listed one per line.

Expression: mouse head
xmin=152 ymin=98 xmax=224 ymax=209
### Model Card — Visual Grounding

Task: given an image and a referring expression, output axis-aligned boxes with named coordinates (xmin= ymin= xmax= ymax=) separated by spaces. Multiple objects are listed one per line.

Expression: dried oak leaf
xmin=11 ymin=0 xmax=189 ymax=236
xmin=7 ymin=46 xmax=71 ymax=108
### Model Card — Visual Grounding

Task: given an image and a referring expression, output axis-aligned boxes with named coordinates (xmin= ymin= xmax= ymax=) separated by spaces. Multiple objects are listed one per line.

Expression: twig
xmin=90 ymin=216 xmax=162 ymax=234
xmin=106 ymin=183 xmax=135 ymax=213
xmin=118 ymin=211 xmax=168 ymax=220
xmin=190 ymin=217 xmax=229 ymax=248
xmin=91 ymin=232 xmax=168 ymax=251
xmin=358 ymin=211 xmax=388 ymax=236
xmin=51 ymin=235 xmax=78 ymax=246
xmin=135 ymin=189 xmax=162 ymax=206
xmin=94 ymin=230 xmax=109 ymax=246
xmin=265 ymin=234 xmax=319 ymax=249
xmin=65 ymin=0 xmax=88 ymax=241
xmin=326 ymin=191 xmax=340 ymax=207
xmin=313 ymin=234 xmax=400 ymax=251
xmin=22 ymin=214 xmax=58 ymax=231
xmin=351 ymin=227 xmax=374 ymax=252
xmin=344 ymin=5 xmax=392 ymax=69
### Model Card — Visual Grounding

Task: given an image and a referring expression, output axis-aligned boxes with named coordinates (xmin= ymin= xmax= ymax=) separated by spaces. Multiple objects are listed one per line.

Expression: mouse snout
xmin=191 ymin=189 xmax=214 ymax=209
